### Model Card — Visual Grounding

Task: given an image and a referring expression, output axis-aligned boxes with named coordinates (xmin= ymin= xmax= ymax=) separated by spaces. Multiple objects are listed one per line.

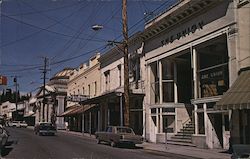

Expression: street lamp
xmin=92 ymin=24 xmax=104 ymax=31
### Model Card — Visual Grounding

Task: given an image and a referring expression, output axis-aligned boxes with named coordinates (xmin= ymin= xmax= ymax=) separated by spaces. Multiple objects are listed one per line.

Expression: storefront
xmin=142 ymin=0 xmax=238 ymax=148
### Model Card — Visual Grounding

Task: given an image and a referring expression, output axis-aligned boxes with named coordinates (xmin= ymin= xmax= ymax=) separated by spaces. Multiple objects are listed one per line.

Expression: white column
xmin=174 ymin=62 xmax=178 ymax=103
xmin=203 ymin=103 xmax=207 ymax=136
xmin=159 ymin=61 xmax=163 ymax=104
xmin=192 ymin=48 xmax=198 ymax=99
xmin=194 ymin=104 xmax=198 ymax=134
xmin=160 ymin=108 xmax=163 ymax=133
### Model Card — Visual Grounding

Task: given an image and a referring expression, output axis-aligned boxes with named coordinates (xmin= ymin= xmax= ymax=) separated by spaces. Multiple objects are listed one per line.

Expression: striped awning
xmin=215 ymin=69 xmax=250 ymax=110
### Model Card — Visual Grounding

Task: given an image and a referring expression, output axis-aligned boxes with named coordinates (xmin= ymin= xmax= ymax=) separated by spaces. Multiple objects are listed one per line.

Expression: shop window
xmin=207 ymin=102 xmax=215 ymax=109
xmin=198 ymin=113 xmax=205 ymax=134
xmin=162 ymin=59 xmax=175 ymax=103
xmin=163 ymin=82 xmax=174 ymax=102
xmin=163 ymin=115 xmax=175 ymax=133
xmin=224 ymin=114 xmax=229 ymax=131
xmin=151 ymin=108 xmax=156 ymax=114
xmin=162 ymin=108 xmax=175 ymax=113
xmin=198 ymin=39 xmax=229 ymax=98
xmin=150 ymin=62 xmax=160 ymax=104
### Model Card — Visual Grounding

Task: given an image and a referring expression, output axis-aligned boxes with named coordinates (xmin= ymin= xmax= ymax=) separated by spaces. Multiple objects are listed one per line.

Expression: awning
xmin=57 ymin=106 xmax=79 ymax=117
xmin=58 ymin=105 xmax=97 ymax=117
xmin=215 ymin=69 xmax=250 ymax=110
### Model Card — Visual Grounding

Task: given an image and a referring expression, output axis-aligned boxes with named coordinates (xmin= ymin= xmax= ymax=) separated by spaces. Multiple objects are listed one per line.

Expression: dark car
xmin=34 ymin=122 xmax=56 ymax=136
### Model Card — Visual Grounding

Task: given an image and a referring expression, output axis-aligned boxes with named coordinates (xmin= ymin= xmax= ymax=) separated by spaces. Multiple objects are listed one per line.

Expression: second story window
xmin=118 ymin=65 xmax=121 ymax=87
xmin=88 ymin=84 xmax=91 ymax=97
xmin=104 ymin=70 xmax=110 ymax=91
xmin=94 ymin=81 xmax=97 ymax=96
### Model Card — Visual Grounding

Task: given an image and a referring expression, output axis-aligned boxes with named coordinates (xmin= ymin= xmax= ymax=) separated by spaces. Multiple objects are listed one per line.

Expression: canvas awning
xmin=57 ymin=106 xmax=79 ymax=117
xmin=58 ymin=104 xmax=97 ymax=117
xmin=215 ymin=69 xmax=250 ymax=110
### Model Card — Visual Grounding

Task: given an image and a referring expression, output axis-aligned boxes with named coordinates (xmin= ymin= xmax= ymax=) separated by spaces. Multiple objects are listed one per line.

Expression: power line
xmin=0 ymin=13 xmax=106 ymax=48
xmin=6 ymin=1 xmax=82 ymax=16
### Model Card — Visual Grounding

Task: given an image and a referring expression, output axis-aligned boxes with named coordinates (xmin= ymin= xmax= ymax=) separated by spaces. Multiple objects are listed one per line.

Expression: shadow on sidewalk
xmin=1 ymin=140 xmax=18 ymax=157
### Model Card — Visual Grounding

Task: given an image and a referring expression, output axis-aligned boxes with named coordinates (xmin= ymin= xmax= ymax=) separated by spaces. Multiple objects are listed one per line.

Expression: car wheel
xmin=110 ymin=141 xmax=116 ymax=147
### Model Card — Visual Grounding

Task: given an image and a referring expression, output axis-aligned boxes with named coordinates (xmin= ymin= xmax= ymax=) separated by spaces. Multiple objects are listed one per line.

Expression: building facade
xmin=33 ymin=68 xmax=73 ymax=129
xmin=140 ymin=0 xmax=250 ymax=149
xmin=66 ymin=53 xmax=101 ymax=132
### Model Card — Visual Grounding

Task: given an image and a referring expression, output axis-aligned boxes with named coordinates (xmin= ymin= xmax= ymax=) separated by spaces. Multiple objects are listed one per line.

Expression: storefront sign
xmin=200 ymin=66 xmax=228 ymax=97
xmin=161 ymin=21 xmax=204 ymax=46
xmin=66 ymin=95 xmax=89 ymax=102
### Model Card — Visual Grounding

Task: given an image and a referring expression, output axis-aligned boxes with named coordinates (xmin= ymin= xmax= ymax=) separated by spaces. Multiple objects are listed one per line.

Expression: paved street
xmin=2 ymin=127 xmax=199 ymax=159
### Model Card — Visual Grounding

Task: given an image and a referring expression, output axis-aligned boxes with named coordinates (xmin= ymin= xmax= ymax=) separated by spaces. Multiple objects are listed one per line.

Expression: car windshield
xmin=117 ymin=127 xmax=133 ymax=134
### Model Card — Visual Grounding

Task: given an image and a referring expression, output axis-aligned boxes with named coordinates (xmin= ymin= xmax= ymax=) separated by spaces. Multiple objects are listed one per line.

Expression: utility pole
xmin=41 ymin=57 xmax=48 ymax=122
xmin=14 ymin=77 xmax=18 ymax=119
xmin=11 ymin=75 xmax=20 ymax=121
xmin=122 ymin=0 xmax=130 ymax=127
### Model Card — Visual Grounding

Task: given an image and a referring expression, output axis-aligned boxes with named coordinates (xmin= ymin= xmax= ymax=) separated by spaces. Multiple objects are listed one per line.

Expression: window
xmin=88 ymin=84 xmax=91 ymax=96
xmin=224 ymin=114 xmax=229 ymax=131
xmin=150 ymin=59 xmax=176 ymax=104
xmin=104 ymin=70 xmax=110 ymax=91
xmin=82 ymin=87 xmax=85 ymax=95
xmin=163 ymin=115 xmax=175 ymax=133
xmin=162 ymin=59 xmax=174 ymax=103
xmin=94 ymin=81 xmax=97 ymax=96
xmin=118 ymin=65 xmax=121 ymax=87
xmin=150 ymin=62 xmax=160 ymax=104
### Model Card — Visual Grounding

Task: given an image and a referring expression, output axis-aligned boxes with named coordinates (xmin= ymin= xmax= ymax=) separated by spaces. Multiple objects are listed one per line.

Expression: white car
xmin=9 ymin=121 xmax=21 ymax=128
xmin=20 ymin=121 xmax=28 ymax=128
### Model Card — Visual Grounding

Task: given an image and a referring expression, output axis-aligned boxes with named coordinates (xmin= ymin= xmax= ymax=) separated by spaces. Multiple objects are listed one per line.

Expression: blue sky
xmin=0 ymin=0 xmax=176 ymax=94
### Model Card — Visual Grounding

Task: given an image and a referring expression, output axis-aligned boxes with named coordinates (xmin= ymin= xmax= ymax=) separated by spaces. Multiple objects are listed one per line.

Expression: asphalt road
xmin=2 ymin=127 xmax=197 ymax=159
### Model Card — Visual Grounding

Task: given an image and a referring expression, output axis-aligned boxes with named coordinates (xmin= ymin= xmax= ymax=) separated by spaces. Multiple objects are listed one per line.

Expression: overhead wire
xmin=0 ymin=13 xmax=105 ymax=48
xmin=50 ymin=1 xmax=99 ymax=61
xmin=1 ymin=1 xmax=176 ymax=81
xmin=7 ymin=1 xmax=82 ymax=16
xmin=50 ymin=3 xmax=122 ymax=70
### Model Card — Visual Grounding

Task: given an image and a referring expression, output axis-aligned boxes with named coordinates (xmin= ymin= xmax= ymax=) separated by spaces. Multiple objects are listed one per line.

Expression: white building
xmin=141 ymin=0 xmax=250 ymax=149
xmin=0 ymin=101 xmax=15 ymax=120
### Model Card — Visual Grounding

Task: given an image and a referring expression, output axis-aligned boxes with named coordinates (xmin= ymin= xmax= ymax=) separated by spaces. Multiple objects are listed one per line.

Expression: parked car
xmin=9 ymin=121 xmax=21 ymax=128
xmin=231 ymin=144 xmax=250 ymax=159
xmin=0 ymin=125 xmax=9 ymax=149
xmin=34 ymin=122 xmax=56 ymax=136
xmin=20 ymin=121 xmax=28 ymax=128
xmin=95 ymin=126 xmax=143 ymax=147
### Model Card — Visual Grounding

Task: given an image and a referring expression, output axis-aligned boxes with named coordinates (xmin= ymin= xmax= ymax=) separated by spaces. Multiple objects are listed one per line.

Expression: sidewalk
xmin=58 ymin=130 xmax=231 ymax=159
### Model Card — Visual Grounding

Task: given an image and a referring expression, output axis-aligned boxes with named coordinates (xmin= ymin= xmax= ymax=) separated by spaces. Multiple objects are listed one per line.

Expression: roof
xmin=215 ymin=69 xmax=250 ymax=110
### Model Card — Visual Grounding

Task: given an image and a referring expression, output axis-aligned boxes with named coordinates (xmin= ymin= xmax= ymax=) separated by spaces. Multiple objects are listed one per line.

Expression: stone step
xmin=176 ymin=132 xmax=193 ymax=137
xmin=168 ymin=138 xmax=192 ymax=143
xmin=172 ymin=135 xmax=192 ymax=140
xmin=180 ymin=128 xmax=195 ymax=132
xmin=166 ymin=140 xmax=196 ymax=147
